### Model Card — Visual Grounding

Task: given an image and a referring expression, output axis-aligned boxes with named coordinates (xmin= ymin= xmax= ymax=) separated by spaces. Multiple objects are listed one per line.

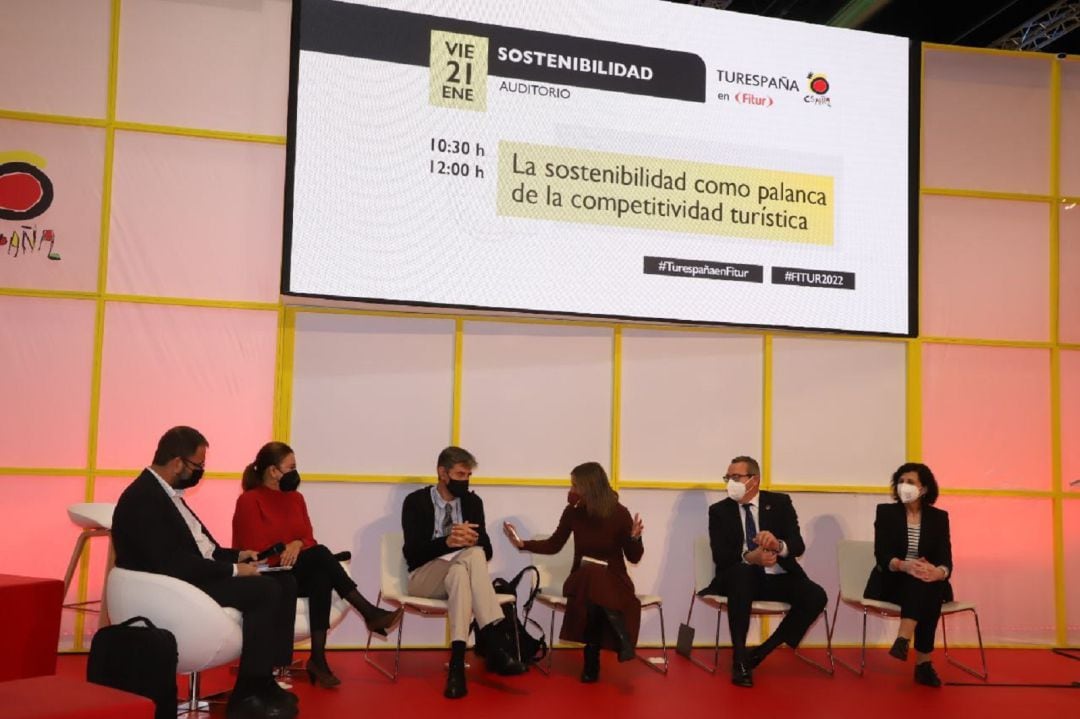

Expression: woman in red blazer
xmin=863 ymin=462 xmax=953 ymax=688
xmin=233 ymin=441 xmax=402 ymax=687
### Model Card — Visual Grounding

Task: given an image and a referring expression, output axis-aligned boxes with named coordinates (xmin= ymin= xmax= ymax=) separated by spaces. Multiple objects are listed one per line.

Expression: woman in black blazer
xmin=863 ymin=463 xmax=952 ymax=687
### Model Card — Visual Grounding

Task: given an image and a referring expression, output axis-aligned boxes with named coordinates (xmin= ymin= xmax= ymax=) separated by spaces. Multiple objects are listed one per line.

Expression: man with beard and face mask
xmin=401 ymin=446 xmax=526 ymax=699
xmin=112 ymin=427 xmax=299 ymax=719
xmin=703 ymin=455 xmax=827 ymax=688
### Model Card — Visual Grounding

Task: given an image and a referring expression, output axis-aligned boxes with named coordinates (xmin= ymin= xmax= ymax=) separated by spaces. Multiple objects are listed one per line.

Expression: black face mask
xmin=279 ymin=469 xmax=301 ymax=492
xmin=175 ymin=465 xmax=203 ymax=490
xmin=447 ymin=479 xmax=469 ymax=498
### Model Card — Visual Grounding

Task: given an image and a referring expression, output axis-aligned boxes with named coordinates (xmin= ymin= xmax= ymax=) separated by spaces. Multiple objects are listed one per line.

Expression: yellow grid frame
xmin=0 ymin=10 xmax=1075 ymax=648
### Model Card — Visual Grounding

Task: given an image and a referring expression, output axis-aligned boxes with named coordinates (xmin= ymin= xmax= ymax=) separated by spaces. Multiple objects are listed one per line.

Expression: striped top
xmin=905 ymin=522 xmax=920 ymax=560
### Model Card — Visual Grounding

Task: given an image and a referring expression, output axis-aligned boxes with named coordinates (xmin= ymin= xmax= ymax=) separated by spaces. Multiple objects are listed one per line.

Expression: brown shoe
xmin=365 ymin=606 xmax=404 ymax=637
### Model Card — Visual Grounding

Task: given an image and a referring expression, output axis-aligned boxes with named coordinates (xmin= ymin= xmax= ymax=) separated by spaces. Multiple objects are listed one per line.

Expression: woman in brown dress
xmin=503 ymin=461 xmax=644 ymax=683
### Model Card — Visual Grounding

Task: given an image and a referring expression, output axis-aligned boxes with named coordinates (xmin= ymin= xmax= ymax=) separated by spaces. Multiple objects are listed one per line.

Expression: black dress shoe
xmin=444 ymin=658 xmax=468 ymax=699
xmin=889 ymin=637 xmax=910 ymax=661
xmin=226 ymin=692 xmax=298 ymax=719
xmin=266 ymin=678 xmax=300 ymax=705
xmin=731 ymin=661 xmax=754 ymax=688
xmin=914 ymin=661 xmax=942 ymax=688
xmin=580 ymin=644 xmax=600 ymax=683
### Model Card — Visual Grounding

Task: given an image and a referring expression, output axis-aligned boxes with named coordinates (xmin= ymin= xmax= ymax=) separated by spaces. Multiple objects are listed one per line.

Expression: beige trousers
xmin=407 ymin=546 xmax=503 ymax=643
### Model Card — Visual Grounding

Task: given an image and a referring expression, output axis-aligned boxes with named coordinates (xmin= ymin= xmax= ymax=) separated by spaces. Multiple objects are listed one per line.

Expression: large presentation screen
xmin=285 ymin=0 xmax=914 ymax=335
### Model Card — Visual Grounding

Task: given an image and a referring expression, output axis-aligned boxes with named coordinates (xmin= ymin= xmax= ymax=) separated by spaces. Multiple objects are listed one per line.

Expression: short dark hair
xmin=730 ymin=455 xmax=761 ymax=477
xmin=890 ymin=462 xmax=939 ymax=505
xmin=437 ymin=446 xmax=477 ymax=472
xmin=152 ymin=426 xmax=208 ymax=466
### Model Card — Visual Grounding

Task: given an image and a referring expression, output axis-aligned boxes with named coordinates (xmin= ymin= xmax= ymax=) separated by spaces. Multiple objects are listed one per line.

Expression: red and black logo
xmin=0 ymin=161 xmax=54 ymax=222
xmin=807 ymin=73 xmax=829 ymax=95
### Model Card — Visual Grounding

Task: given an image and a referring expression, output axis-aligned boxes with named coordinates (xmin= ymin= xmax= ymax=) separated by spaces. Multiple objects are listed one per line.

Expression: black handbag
xmin=87 ymin=616 xmax=178 ymax=719
xmin=473 ymin=566 xmax=549 ymax=665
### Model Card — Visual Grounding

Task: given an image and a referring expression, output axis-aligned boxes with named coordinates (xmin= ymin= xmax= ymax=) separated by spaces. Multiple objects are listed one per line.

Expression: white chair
xmin=108 ymin=560 xmax=352 ymax=711
xmin=364 ymin=531 xmax=518 ymax=680
xmin=525 ymin=535 xmax=669 ymax=675
xmin=683 ymin=535 xmax=833 ymax=675
xmin=107 ymin=567 xmax=243 ymax=714
xmin=63 ymin=503 xmax=116 ymax=622
xmin=831 ymin=539 xmax=987 ymax=679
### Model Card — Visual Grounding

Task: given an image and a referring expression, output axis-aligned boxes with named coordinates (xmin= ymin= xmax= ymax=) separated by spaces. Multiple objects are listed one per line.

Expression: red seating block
xmin=0 ymin=675 xmax=154 ymax=719
xmin=0 ymin=574 xmax=64 ymax=681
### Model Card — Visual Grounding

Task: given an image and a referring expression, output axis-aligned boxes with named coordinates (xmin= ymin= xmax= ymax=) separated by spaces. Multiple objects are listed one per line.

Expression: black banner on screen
xmin=644 ymin=256 xmax=764 ymax=283
xmin=300 ymin=0 xmax=706 ymax=102
xmin=771 ymin=266 xmax=856 ymax=290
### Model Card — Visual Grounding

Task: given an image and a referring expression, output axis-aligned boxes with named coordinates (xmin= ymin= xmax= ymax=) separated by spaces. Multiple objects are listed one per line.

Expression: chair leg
xmin=686 ymin=600 xmax=723 ymax=675
xmin=635 ymin=604 xmax=669 ymax=675
xmin=176 ymin=671 xmax=225 ymax=717
xmin=943 ymin=608 xmax=988 ymax=680
xmin=831 ymin=592 xmax=866 ymax=677
xmin=793 ymin=608 xmax=835 ymax=676
xmin=364 ymin=592 xmax=404 ymax=681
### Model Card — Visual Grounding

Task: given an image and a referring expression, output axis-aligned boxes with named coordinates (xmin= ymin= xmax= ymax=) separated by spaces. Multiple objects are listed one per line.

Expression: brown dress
xmin=522 ymin=502 xmax=644 ymax=650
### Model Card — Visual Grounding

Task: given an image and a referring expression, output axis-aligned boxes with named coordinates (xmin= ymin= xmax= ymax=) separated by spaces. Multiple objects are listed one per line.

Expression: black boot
xmin=601 ymin=608 xmax=636 ymax=663
xmin=445 ymin=641 xmax=468 ymax=699
xmin=480 ymin=620 xmax=527 ymax=676
xmin=914 ymin=661 xmax=942 ymax=688
xmin=580 ymin=644 xmax=600 ymax=683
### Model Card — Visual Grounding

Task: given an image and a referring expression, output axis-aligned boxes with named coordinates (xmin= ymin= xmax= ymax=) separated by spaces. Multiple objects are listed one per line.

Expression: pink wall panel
xmin=107 ymin=132 xmax=284 ymax=302
xmin=1061 ymin=61 xmax=1080 ymax=198
xmin=922 ymin=50 xmax=1050 ymax=194
xmin=116 ymin=0 xmax=291 ymax=135
xmin=0 ymin=120 xmax=105 ymax=293
xmin=1060 ymin=205 xmax=1080 ymax=344
xmin=0 ymin=297 xmax=96 ymax=468
xmin=921 ymin=195 xmax=1049 ymax=341
xmin=922 ymin=344 xmax=1051 ymax=491
xmin=1065 ymin=500 xmax=1080 ymax=644
xmin=0 ymin=0 xmax=110 ymax=118
xmin=944 ymin=496 xmax=1056 ymax=644
xmin=95 ymin=303 xmax=278 ymax=471
xmin=1061 ymin=350 xmax=1080 ymax=495
xmin=0 ymin=475 xmax=89 ymax=648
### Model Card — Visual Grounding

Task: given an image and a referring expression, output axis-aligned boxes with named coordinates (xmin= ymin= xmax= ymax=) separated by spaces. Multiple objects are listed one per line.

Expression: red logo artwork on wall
xmin=0 ymin=161 xmax=54 ymax=221
xmin=0 ymin=156 xmax=60 ymax=261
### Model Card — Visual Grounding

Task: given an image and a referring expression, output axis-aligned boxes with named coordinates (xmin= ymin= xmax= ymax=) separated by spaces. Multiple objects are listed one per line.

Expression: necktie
xmin=743 ymin=504 xmax=758 ymax=551
xmin=442 ymin=504 xmax=454 ymax=538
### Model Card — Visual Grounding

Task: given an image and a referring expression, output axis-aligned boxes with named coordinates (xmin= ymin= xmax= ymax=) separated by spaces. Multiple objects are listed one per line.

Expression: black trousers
xmin=285 ymin=544 xmax=357 ymax=632
xmin=880 ymin=573 xmax=946 ymax=654
xmin=719 ymin=563 xmax=827 ymax=662
xmin=200 ymin=572 xmax=297 ymax=676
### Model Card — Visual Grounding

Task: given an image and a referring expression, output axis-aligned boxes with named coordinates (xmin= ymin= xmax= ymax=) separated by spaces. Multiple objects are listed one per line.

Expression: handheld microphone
xmin=255 ymin=542 xmax=286 ymax=561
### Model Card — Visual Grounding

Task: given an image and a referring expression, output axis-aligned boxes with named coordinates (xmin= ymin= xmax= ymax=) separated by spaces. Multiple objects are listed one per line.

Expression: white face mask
xmin=897 ymin=483 xmax=921 ymax=504
xmin=726 ymin=480 xmax=747 ymax=502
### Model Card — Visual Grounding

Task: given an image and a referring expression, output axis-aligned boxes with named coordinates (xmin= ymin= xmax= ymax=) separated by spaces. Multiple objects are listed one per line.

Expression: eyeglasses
xmin=723 ymin=473 xmax=756 ymax=482
xmin=182 ymin=457 xmax=205 ymax=470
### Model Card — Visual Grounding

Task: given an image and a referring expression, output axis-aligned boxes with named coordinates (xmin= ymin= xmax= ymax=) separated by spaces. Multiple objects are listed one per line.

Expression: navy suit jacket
xmin=704 ymin=490 xmax=808 ymax=594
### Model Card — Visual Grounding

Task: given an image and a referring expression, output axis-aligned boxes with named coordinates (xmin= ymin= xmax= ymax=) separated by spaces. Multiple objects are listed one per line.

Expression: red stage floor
xmin=56 ymin=647 xmax=1079 ymax=718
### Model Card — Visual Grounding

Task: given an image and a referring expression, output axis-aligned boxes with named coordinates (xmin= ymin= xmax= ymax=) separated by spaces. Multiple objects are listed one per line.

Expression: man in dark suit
xmin=401 ymin=446 xmax=525 ymax=699
xmin=111 ymin=427 xmax=298 ymax=719
xmin=704 ymin=455 xmax=827 ymax=687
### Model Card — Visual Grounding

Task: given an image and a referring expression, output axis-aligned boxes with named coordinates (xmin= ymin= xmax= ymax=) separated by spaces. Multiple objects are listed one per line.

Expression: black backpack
xmin=475 ymin=565 xmax=548 ymax=665
xmin=87 ymin=616 xmax=178 ymax=719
